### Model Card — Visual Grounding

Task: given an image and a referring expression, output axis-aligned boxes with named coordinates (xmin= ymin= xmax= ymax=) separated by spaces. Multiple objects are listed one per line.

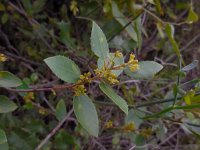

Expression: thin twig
xmin=35 ymin=109 xmax=73 ymax=150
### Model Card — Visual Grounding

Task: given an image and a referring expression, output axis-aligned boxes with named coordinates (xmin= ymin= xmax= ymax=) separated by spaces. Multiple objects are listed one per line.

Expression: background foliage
xmin=0 ymin=0 xmax=200 ymax=149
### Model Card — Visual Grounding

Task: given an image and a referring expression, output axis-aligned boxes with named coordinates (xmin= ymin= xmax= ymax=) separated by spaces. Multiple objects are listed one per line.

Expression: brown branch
xmin=34 ymin=109 xmax=74 ymax=150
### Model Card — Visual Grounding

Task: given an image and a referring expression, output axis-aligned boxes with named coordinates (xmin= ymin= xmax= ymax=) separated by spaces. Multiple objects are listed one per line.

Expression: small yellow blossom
xmin=23 ymin=92 xmax=34 ymax=103
xmin=38 ymin=108 xmax=46 ymax=115
xmin=128 ymin=54 xmax=139 ymax=72
xmin=122 ymin=122 xmax=136 ymax=132
xmin=73 ymin=84 xmax=86 ymax=96
xmin=70 ymin=0 xmax=79 ymax=16
xmin=95 ymin=67 xmax=119 ymax=84
xmin=94 ymin=68 xmax=103 ymax=76
xmin=79 ymin=72 xmax=92 ymax=83
xmin=51 ymin=89 xmax=56 ymax=96
xmin=105 ymin=120 xmax=113 ymax=128
xmin=0 ymin=54 xmax=7 ymax=62
xmin=140 ymin=128 xmax=152 ymax=139
xmin=114 ymin=51 xmax=123 ymax=58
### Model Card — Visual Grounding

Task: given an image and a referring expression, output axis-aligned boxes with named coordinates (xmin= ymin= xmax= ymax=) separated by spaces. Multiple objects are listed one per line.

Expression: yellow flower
xmin=105 ymin=120 xmax=113 ymax=128
xmin=114 ymin=51 xmax=123 ymax=58
xmin=38 ymin=108 xmax=46 ymax=115
xmin=122 ymin=122 xmax=136 ymax=132
xmin=73 ymin=84 xmax=86 ymax=96
xmin=95 ymin=67 xmax=119 ymax=84
xmin=23 ymin=92 xmax=34 ymax=103
xmin=79 ymin=72 xmax=92 ymax=83
xmin=0 ymin=54 xmax=7 ymax=62
xmin=140 ymin=128 xmax=152 ymax=139
xmin=70 ymin=0 xmax=79 ymax=16
xmin=128 ymin=54 xmax=139 ymax=72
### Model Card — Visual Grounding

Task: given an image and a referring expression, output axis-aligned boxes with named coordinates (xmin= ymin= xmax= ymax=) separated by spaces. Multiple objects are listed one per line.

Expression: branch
xmin=35 ymin=109 xmax=73 ymax=150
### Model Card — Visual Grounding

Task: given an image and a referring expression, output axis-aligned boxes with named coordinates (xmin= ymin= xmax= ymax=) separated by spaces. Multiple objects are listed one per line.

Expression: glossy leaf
xmin=0 ymin=71 xmax=22 ymax=88
xmin=73 ymin=95 xmax=99 ymax=137
xmin=112 ymin=1 xmax=138 ymax=42
xmin=99 ymin=82 xmax=128 ymax=114
xmin=0 ymin=129 xmax=8 ymax=150
xmin=0 ymin=95 xmax=18 ymax=113
xmin=56 ymin=99 xmax=66 ymax=121
xmin=44 ymin=55 xmax=81 ymax=83
xmin=125 ymin=61 xmax=163 ymax=79
xmin=91 ymin=21 xmax=109 ymax=60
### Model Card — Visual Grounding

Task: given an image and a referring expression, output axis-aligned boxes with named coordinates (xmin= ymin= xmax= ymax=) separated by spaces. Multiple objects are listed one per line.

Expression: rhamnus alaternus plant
xmin=0 ymin=21 xmax=163 ymax=137
xmin=42 ymin=21 xmax=163 ymax=137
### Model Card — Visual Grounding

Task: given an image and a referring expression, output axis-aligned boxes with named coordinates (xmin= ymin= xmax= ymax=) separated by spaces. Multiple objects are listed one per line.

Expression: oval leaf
xmin=44 ymin=55 xmax=81 ymax=83
xmin=125 ymin=61 xmax=163 ymax=79
xmin=91 ymin=21 xmax=109 ymax=60
xmin=0 ymin=129 xmax=8 ymax=150
xmin=0 ymin=95 xmax=18 ymax=113
xmin=112 ymin=1 xmax=138 ymax=42
xmin=99 ymin=82 xmax=128 ymax=114
xmin=165 ymin=24 xmax=180 ymax=58
xmin=56 ymin=99 xmax=66 ymax=121
xmin=73 ymin=95 xmax=99 ymax=137
xmin=0 ymin=71 xmax=21 ymax=88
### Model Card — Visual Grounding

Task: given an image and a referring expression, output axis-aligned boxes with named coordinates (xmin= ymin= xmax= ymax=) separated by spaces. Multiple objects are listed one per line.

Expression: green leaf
xmin=32 ymin=0 xmax=47 ymax=14
xmin=58 ymin=21 xmax=75 ymax=49
xmin=165 ymin=23 xmax=180 ymax=58
xmin=99 ymin=82 xmax=128 ymax=114
xmin=142 ymin=107 xmax=173 ymax=119
xmin=111 ymin=1 xmax=138 ymax=42
xmin=143 ymin=104 xmax=200 ymax=119
xmin=135 ymin=135 xmax=147 ymax=150
xmin=187 ymin=6 xmax=199 ymax=24
xmin=44 ymin=55 xmax=81 ymax=83
xmin=181 ymin=60 xmax=198 ymax=72
xmin=0 ymin=129 xmax=8 ymax=150
xmin=125 ymin=109 xmax=144 ymax=128
xmin=134 ymin=16 xmax=142 ymax=53
xmin=56 ymin=99 xmax=66 ymax=121
xmin=97 ymin=53 xmax=124 ymax=76
xmin=174 ymin=104 xmax=200 ymax=110
xmin=154 ymin=0 xmax=164 ymax=15
xmin=0 ymin=95 xmax=18 ymax=113
xmin=1 ymin=13 xmax=9 ymax=24
xmin=91 ymin=21 xmax=109 ymax=60
xmin=125 ymin=61 xmax=163 ymax=79
xmin=73 ymin=95 xmax=99 ymax=137
xmin=0 ymin=71 xmax=22 ymax=88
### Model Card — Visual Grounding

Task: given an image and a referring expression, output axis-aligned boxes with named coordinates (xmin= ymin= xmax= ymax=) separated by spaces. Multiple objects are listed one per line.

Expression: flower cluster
xmin=95 ymin=67 xmax=119 ymax=84
xmin=127 ymin=54 xmax=139 ymax=72
xmin=23 ymin=92 xmax=34 ymax=103
xmin=140 ymin=128 xmax=152 ymax=139
xmin=79 ymin=72 xmax=92 ymax=83
xmin=73 ymin=72 xmax=92 ymax=96
xmin=122 ymin=122 xmax=136 ymax=132
xmin=38 ymin=108 xmax=46 ymax=115
xmin=73 ymin=84 xmax=86 ymax=96
xmin=114 ymin=50 xmax=123 ymax=58
xmin=73 ymin=52 xmax=139 ymax=96
xmin=70 ymin=0 xmax=79 ymax=16
xmin=0 ymin=54 xmax=7 ymax=62
xmin=105 ymin=120 xmax=113 ymax=129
